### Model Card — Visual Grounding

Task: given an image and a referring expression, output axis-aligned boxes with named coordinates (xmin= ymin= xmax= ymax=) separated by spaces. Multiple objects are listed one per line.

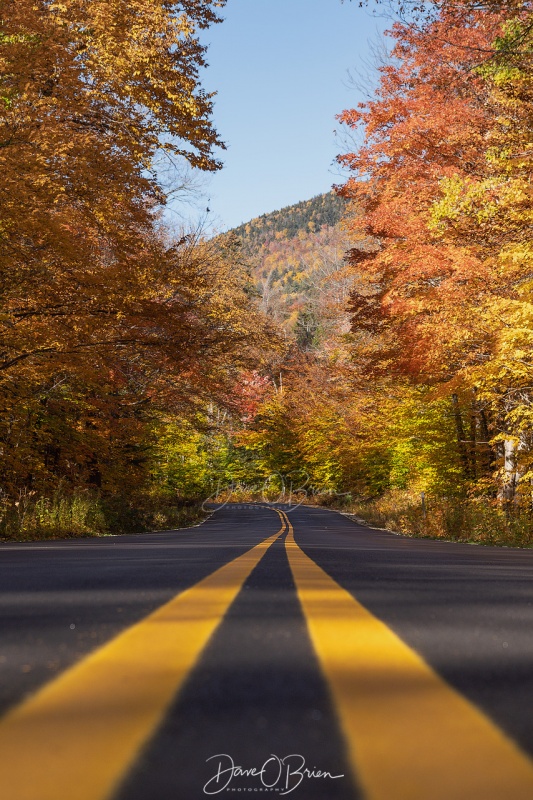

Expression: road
xmin=1 ymin=503 xmax=533 ymax=799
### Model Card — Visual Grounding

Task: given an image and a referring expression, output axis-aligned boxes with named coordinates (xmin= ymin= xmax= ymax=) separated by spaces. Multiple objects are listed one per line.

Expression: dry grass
xmin=344 ymin=489 xmax=533 ymax=548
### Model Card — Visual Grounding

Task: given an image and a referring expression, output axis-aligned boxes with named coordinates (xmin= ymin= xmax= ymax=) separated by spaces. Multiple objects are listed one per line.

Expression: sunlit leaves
xmin=0 ymin=0 xmax=281 ymax=508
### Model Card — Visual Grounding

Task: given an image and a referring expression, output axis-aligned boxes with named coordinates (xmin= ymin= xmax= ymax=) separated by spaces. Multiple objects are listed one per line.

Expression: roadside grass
xmin=330 ymin=489 xmax=533 ymax=548
xmin=0 ymin=490 xmax=206 ymax=542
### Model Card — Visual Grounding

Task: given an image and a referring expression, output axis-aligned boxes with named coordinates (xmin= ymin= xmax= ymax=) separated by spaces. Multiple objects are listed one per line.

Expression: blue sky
xmin=173 ymin=0 xmax=388 ymax=232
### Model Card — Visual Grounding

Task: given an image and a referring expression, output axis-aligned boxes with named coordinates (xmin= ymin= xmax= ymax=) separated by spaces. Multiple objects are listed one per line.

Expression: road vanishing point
xmin=1 ymin=503 xmax=533 ymax=799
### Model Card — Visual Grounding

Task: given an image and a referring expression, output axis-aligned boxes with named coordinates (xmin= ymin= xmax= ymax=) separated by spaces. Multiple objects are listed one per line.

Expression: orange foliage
xmin=337 ymin=5 xmax=508 ymax=383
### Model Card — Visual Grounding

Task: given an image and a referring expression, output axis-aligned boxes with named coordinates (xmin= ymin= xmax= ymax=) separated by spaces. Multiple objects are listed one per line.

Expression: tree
xmin=0 ymin=0 xmax=226 ymax=382
xmin=0 ymin=0 xmax=283 ymax=510
xmin=335 ymin=2 xmax=518 ymax=500
xmin=337 ymin=5 xmax=506 ymax=383
xmin=429 ymin=12 xmax=533 ymax=500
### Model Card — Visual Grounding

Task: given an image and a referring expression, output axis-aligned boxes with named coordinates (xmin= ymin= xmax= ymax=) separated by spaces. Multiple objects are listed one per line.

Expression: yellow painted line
xmin=283 ymin=512 xmax=533 ymax=800
xmin=0 ymin=514 xmax=286 ymax=800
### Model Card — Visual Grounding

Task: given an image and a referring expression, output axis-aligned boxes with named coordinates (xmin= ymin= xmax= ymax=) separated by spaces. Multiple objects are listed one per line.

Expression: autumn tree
xmin=335 ymin=4 xmax=515 ymax=489
xmin=0 ymin=0 xmax=283 ymax=530
xmin=0 ymin=0 xmax=226 ymax=379
xmin=429 ymin=10 xmax=533 ymax=499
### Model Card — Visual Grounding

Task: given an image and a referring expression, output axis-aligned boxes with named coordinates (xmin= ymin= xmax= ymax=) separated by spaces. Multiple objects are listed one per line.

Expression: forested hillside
xmin=230 ymin=191 xmax=346 ymax=255
xmin=222 ymin=193 xmax=351 ymax=342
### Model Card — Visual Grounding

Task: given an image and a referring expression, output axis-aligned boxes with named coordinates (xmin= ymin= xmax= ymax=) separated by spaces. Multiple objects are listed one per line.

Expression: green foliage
xmin=0 ymin=488 xmax=207 ymax=541
xmin=237 ymin=396 xmax=303 ymax=479
xmin=149 ymin=416 xmax=241 ymax=500
xmin=0 ymin=490 xmax=106 ymax=541
xmin=387 ymin=391 xmax=466 ymax=496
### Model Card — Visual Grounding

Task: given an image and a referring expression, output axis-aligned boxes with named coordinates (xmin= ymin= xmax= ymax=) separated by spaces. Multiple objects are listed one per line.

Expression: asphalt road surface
xmin=1 ymin=503 xmax=533 ymax=799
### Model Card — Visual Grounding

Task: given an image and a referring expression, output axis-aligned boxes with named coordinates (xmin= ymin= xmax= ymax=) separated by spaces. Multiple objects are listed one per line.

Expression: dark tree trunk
xmin=452 ymin=394 xmax=470 ymax=479
xmin=469 ymin=390 xmax=477 ymax=480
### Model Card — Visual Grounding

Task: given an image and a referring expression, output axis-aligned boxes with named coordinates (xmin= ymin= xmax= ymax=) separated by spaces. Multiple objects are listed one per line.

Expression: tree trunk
xmin=498 ymin=438 xmax=517 ymax=512
xmin=469 ymin=389 xmax=477 ymax=480
xmin=452 ymin=394 xmax=470 ymax=478
xmin=478 ymin=406 xmax=494 ymax=479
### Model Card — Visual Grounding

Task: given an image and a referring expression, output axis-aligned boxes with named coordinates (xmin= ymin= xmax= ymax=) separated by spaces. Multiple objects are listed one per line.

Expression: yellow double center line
xmin=0 ymin=510 xmax=287 ymax=800
xmin=282 ymin=509 xmax=533 ymax=800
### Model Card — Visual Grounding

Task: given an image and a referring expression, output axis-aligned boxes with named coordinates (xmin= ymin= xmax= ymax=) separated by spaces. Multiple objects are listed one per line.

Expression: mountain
xmin=224 ymin=192 xmax=351 ymax=345
xmin=229 ymin=191 xmax=346 ymax=258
